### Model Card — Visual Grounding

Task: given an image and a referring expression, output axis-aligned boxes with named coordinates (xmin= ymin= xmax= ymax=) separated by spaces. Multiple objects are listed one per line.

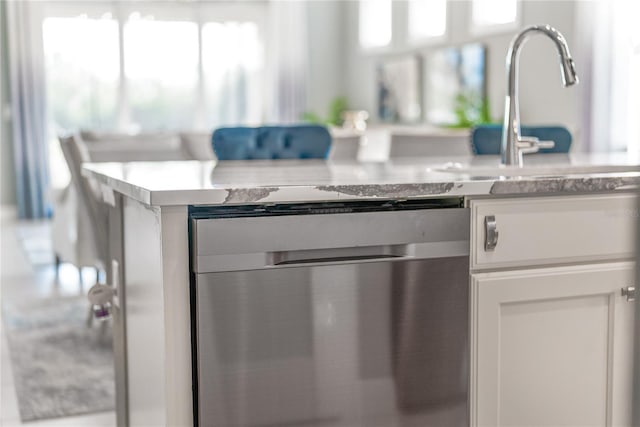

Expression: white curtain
xmin=266 ymin=1 xmax=308 ymax=123
xmin=578 ymin=0 xmax=640 ymax=153
xmin=6 ymin=0 xmax=50 ymax=218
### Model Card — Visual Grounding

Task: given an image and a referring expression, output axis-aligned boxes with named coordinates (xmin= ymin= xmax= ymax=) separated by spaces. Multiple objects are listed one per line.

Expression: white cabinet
xmin=470 ymin=263 xmax=635 ymax=427
xmin=469 ymin=194 xmax=637 ymax=427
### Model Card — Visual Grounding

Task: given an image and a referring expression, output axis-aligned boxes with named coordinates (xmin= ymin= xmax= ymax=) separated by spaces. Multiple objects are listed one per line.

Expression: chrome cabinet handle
xmin=88 ymin=284 xmax=117 ymax=320
xmin=621 ymin=286 xmax=636 ymax=302
xmin=484 ymin=215 xmax=499 ymax=251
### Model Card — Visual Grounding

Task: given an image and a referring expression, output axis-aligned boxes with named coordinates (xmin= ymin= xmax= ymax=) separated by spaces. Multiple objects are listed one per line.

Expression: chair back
xmin=472 ymin=124 xmax=572 ymax=155
xmin=330 ymin=134 xmax=361 ymax=160
xmin=79 ymin=131 xmax=188 ymax=162
xmin=389 ymin=132 xmax=472 ymax=159
xmin=58 ymin=135 xmax=108 ymax=265
xmin=212 ymin=125 xmax=332 ymax=160
xmin=180 ymin=132 xmax=216 ymax=160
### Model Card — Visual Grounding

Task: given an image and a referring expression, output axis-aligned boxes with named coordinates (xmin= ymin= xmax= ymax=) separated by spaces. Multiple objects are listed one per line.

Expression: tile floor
xmin=0 ymin=208 xmax=116 ymax=426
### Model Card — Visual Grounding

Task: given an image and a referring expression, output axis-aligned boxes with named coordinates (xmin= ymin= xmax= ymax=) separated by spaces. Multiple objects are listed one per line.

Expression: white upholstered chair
xmin=388 ymin=131 xmax=472 ymax=159
xmin=329 ymin=128 xmax=362 ymax=160
xmin=52 ymin=131 xmax=208 ymax=279
xmin=180 ymin=131 xmax=216 ymax=160
xmin=79 ymin=130 xmax=189 ymax=162
xmin=329 ymin=134 xmax=361 ymax=160
xmin=51 ymin=135 xmax=108 ymax=279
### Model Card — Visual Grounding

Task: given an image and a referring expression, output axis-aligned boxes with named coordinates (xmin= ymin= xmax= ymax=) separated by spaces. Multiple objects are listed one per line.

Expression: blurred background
xmin=1 ymin=1 xmax=639 ymax=425
xmin=1 ymin=0 xmax=639 ymax=215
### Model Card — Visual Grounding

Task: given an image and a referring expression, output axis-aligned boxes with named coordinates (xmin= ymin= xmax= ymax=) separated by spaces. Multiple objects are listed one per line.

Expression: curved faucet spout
xmin=501 ymin=25 xmax=579 ymax=167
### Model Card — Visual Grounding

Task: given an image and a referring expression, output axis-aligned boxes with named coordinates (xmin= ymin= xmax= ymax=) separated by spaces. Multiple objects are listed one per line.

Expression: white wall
xmin=305 ymin=0 xmax=346 ymax=119
xmin=343 ymin=0 xmax=584 ymax=150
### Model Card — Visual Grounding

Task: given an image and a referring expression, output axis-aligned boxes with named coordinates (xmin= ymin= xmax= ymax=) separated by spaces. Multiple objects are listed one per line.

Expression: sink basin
xmin=436 ymin=163 xmax=640 ymax=177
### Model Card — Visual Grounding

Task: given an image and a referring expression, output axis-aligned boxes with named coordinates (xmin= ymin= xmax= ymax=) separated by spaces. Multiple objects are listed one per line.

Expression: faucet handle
xmin=516 ymin=136 xmax=555 ymax=155
xmin=516 ymin=136 xmax=540 ymax=154
xmin=536 ymin=140 xmax=555 ymax=149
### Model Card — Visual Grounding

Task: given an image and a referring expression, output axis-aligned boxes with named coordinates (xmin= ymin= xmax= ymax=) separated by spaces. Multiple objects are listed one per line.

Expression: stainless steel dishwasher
xmin=190 ymin=199 xmax=470 ymax=427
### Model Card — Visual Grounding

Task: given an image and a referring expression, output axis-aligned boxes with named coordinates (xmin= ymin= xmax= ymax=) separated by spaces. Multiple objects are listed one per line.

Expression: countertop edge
xmin=82 ymin=162 xmax=640 ymax=207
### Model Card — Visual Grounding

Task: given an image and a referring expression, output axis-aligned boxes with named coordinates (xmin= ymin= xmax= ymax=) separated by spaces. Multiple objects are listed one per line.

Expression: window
xmin=43 ymin=15 xmax=120 ymax=131
xmin=202 ymin=22 xmax=264 ymax=126
xmin=43 ymin=13 xmax=121 ymax=188
xmin=359 ymin=0 xmax=392 ymax=49
xmin=471 ymin=0 xmax=519 ymax=33
xmin=629 ymin=20 xmax=640 ymax=152
xmin=40 ymin=3 xmax=266 ymax=134
xmin=408 ymin=0 xmax=447 ymax=41
xmin=611 ymin=0 xmax=640 ymax=152
xmin=38 ymin=3 xmax=266 ymax=188
xmin=588 ymin=0 xmax=640 ymax=153
xmin=124 ymin=16 xmax=199 ymax=131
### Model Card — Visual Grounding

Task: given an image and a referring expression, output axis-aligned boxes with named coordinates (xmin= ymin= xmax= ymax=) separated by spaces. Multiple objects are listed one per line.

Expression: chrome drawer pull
xmin=621 ymin=286 xmax=636 ymax=302
xmin=484 ymin=215 xmax=499 ymax=251
xmin=88 ymin=283 xmax=117 ymax=320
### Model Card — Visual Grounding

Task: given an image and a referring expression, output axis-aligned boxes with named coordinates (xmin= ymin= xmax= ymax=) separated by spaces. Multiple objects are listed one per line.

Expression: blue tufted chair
xmin=471 ymin=124 xmax=572 ymax=155
xmin=212 ymin=125 xmax=332 ymax=160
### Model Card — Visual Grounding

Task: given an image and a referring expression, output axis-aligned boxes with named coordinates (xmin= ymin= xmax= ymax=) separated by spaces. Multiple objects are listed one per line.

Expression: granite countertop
xmin=82 ymin=153 xmax=640 ymax=207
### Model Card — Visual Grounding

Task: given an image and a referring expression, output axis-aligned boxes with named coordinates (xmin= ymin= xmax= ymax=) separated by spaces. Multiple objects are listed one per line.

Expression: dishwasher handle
xmin=270 ymin=245 xmax=408 ymax=266
xmin=194 ymin=240 xmax=469 ymax=273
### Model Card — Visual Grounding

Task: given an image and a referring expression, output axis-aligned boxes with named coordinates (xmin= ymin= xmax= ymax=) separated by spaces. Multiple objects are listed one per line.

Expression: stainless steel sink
xmin=435 ymin=163 xmax=640 ymax=177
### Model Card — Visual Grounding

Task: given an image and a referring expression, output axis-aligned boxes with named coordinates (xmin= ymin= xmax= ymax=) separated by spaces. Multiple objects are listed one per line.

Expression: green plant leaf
xmin=327 ymin=96 xmax=349 ymax=126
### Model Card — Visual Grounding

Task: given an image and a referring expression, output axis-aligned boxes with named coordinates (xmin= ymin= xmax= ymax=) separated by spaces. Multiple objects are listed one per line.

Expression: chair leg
xmin=54 ymin=254 xmax=61 ymax=278
xmin=87 ymin=303 xmax=94 ymax=328
xmin=99 ymin=317 xmax=109 ymax=339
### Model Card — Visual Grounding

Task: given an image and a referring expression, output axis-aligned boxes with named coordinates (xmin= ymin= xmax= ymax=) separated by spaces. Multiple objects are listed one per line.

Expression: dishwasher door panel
xmin=195 ymin=258 xmax=469 ymax=427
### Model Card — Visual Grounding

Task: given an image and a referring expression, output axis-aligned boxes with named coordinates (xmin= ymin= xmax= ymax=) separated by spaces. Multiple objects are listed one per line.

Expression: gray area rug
xmin=15 ymin=221 xmax=54 ymax=266
xmin=3 ymin=297 xmax=115 ymax=421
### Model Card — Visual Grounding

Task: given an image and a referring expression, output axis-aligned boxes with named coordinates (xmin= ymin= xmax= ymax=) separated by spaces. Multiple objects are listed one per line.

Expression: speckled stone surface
xmin=82 ymin=154 xmax=640 ymax=207
xmin=489 ymin=175 xmax=640 ymax=194
xmin=316 ymin=183 xmax=456 ymax=198
xmin=222 ymin=187 xmax=281 ymax=204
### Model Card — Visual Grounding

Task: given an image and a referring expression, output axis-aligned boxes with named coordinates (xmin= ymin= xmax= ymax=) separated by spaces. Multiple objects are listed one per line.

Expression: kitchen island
xmin=84 ymin=154 xmax=640 ymax=427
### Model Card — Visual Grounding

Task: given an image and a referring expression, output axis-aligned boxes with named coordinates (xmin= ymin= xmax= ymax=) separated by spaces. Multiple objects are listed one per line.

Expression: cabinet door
xmin=470 ymin=262 xmax=635 ymax=427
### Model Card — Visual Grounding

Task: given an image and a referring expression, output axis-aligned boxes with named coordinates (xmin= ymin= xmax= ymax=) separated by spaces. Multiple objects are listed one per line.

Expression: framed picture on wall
xmin=423 ymin=43 xmax=487 ymax=127
xmin=376 ymin=56 xmax=422 ymax=123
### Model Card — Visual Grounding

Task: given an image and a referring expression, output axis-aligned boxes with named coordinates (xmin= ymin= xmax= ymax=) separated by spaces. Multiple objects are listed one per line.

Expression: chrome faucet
xmin=501 ymin=25 xmax=579 ymax=167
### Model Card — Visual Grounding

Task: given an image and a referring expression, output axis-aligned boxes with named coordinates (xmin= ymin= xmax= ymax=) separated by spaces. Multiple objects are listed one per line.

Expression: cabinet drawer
xmin=470 ymin=194 xmax=637 ymax=270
